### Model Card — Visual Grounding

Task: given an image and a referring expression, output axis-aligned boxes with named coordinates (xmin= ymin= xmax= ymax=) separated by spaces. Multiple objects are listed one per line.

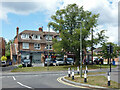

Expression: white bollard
xmin=26 ymin=63 xmax=27 ymax=67
xmin=77 ymin=66 xmax=80 ymax=75
xmin=68 ymin=68 xmax=71 ymax=77
xmin=72 ymin=69 xmax=74 ymax=80
xmin=108 ymin=71 xmax=110 ymax=86
xmin=84 ymin=70 xmax=87 ymax=83
xmin=86 ymin=66 xmax=88 ymax=73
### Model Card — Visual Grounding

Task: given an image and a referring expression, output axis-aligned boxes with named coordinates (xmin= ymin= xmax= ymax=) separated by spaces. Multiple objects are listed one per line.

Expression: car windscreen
xmin=45 ymin=58 xmax=51 ymax=61
xmin=24 ymin=59 xmax=30 ymax=63
xmin=67 ymin=58 xmax=73 ymax=61
xmin=2 ymin=62 xmax=6 ymax=64
xmin=57 ymin=59 xmax=63 ymax=61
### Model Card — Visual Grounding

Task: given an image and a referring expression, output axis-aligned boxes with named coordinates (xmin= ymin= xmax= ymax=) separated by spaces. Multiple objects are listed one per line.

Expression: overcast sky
xmin=0 ymin=0 xmax=119 ymax=45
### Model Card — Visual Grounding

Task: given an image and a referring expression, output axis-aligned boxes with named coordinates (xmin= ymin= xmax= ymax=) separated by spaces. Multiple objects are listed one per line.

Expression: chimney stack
xmin=16 ymin=27 xmax=19 ymax=36
xmin=39 ymin=27 xmax=43 ymax=32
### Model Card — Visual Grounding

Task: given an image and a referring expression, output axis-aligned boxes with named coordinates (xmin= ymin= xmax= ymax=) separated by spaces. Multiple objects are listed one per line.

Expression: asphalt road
xmin=1 ymin=71 xmax=76 ymax=89
xmin=1 ymin=62 xmax=120 ymax=89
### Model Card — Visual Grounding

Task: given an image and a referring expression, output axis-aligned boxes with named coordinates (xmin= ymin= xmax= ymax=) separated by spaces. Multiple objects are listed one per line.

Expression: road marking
xmin=12 ymin=76 xmax=16 ymax=80
xmin=17 ymin=82 xmax=32 ymax=89
xmin=57 ymin=76 xmax=86 ymax=88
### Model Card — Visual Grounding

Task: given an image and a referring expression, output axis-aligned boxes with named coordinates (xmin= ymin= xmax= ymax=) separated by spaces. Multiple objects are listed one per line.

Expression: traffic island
xmin=63 ymin=75 xmax=120 ymax=89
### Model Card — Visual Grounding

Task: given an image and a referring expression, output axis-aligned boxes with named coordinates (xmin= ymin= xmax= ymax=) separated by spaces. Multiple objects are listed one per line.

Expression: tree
xmin=5 ymin=40 xmax=14 ymax=57
xmin=48 ymin=4 xmax=107 ymax=65
xmin=1 ymin=56 xmax=7 ymax=61
xmin=100 ymin=42 xmax=119 ymax=64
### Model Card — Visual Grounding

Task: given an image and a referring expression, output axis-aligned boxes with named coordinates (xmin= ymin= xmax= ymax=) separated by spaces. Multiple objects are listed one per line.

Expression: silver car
xmin=44 ymin=58 xmax=53 ymax=66
xmin=56 ymin=58 xmax=64 ymax=66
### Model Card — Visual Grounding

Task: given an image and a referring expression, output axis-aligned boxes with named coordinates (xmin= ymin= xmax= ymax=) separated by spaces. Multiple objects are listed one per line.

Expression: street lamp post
xmin=47 ymin=26 xmax=50 ymax=71
xmin=76 ymin=21 xmax=82 ymax=78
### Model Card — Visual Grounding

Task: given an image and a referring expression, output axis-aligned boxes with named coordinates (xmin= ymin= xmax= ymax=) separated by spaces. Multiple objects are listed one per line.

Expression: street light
xmin=47 ymin=26 xmax=50 ymax=71
xmin=76 ymin=21 xmax=83 ymax=78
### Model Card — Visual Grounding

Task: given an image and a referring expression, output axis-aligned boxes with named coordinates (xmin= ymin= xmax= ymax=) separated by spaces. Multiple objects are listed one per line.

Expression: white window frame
xmin=46 ymin=35 xmax=52 ymax=41
xmin=21 ymin=34 xmax=29 ymax=39
xmin=32 ymin=35 xmax=40 ymax=40
xmin=34 ymin=43 xmax=40 ymax=50
xmin=56 ymin=36 xmax=62 ymax=41
xmin=22 ymin=43 xmax=29 ymax=49
xmin=46 ymin=45 xmax=52 ymax=50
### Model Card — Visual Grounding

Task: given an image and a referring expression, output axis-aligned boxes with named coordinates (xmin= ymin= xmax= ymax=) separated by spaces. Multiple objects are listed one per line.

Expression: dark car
xmin=99 ymin=58 xmax=104 ymax=65
xmin=22 ymin=59 xmax=32 ymax=67
xmin=44 ymin=58 xmax=53 ymax=66
xmin=94 ymin=58 xmax=103 ymax=65
xmin=66 ymin=58 xmax=74 ymax=65
xmin=94 ymin=58 xmax=99 ymax=65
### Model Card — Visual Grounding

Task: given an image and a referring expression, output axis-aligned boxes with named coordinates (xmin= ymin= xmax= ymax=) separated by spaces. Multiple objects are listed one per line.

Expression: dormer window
xmin=33 ymin=35 xmax=40 ymax=40
xmin=46 ymin=35 xmax=52 ymax=41
xmin=21 ymin=34 xmax=29 ymax=39
xmin=56 ymin=36 xmax=62 ymax=41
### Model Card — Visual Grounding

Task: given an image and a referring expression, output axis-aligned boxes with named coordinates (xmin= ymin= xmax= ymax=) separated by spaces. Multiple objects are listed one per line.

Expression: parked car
xmin=1 ymin=61 xmax=6 ymax=67
xmin=22 ymin=59 xmax=31 ymax=67
xmin=55 ymin=58 xmax=65 ymax=66
xmin=44 ymin=58 xmax=53 ymax=66
xmin=99 ymin=58 xmax=104 ymax=65
xmin=93 ymin=58 xmax=99 ymax=65
xmin=93 ymin=58 xmax=103 ymax=65
xmin=66 ymin=58 xmax=74 ymax=65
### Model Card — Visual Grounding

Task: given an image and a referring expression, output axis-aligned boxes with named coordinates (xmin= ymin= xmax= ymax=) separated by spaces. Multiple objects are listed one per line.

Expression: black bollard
xmin=108 ymin=71 xmax=110 ymax=86
xmin=86 ymin=65 xmax=88 ymax=73
xmin=84 ymin=70 xmax=87 ymax=83
xmin=72 ymin=69 xmax=74 ymax=80
xmin=77 ymin=66 xmax=80 ymax=75
xmin=68 ymin=68 xmax=71 ymax=77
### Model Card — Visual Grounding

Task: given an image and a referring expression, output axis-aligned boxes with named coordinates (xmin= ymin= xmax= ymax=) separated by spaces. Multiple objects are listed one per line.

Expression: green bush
xmin=1 ymin=56 xmax=7 ymax=61
xmin=18 ymin=64 xmax=23 ymax=68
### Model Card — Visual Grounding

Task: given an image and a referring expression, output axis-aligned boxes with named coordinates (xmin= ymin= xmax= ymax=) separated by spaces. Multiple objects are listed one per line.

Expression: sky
xmin=0 ymin=0 xmax=119 ymax=45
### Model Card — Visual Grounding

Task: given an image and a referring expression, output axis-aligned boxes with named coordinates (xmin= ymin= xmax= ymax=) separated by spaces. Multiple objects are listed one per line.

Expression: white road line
xmin=17 ymin=82 xmax=32 ymax=89
xmin=12 ymin=76 xmax=16 ymax=80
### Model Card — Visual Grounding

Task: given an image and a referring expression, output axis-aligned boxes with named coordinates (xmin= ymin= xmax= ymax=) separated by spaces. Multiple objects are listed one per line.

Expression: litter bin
xmin=112 ymin=61 xmax=115 ymax=65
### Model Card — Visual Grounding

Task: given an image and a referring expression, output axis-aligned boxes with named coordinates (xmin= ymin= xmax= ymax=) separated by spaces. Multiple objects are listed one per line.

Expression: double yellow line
xmin=57 ymin=76 xmax=87 ymax=88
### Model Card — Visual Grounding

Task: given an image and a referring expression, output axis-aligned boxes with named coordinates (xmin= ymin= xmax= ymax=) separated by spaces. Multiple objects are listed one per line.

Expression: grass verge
xmin=11 ymin=64 xmax=117 ymax=72
xmin=65 ymin=76 xmax=120 ymax=89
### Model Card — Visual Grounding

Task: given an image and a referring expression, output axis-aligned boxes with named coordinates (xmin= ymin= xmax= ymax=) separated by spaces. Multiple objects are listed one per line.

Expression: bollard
xmin=72 ymin=69 xmax=74 ymax=80
xmin=86 ymin=66 xmax=88 ymax=73
xmin=68 ymin=68 xmax=71 ymax=77
xmin=26 ymin=63 xmax=27 ymax=67
xmin=84 ymin=70 xmax=87 ymax=83
xmin=108 ymin=71 xmax=110 ymax=86
xmin=77 ymin=66 xmax=80 ymax=75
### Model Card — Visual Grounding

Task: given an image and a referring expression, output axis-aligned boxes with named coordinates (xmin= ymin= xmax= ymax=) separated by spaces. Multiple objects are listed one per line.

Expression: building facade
xmin=0 ymin=37 xmax=5 ymax=59
xmin=10 ymin=27 xmax=60 ymax=64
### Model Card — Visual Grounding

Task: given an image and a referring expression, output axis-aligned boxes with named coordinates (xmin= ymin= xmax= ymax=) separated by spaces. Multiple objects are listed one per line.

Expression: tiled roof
xmin=17 ymin=30 xmax=59 ymax=43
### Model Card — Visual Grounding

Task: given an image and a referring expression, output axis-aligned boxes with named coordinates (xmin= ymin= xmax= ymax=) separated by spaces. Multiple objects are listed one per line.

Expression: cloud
xmin=0 ymin=0 xmax=118 ymax=44
xmin=0 ymin=0 xmax=62 ymax=21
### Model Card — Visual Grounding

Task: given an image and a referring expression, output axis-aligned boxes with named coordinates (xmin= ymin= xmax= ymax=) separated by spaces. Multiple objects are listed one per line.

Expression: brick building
xmin=10 ymin=27 xmax=60 ymax=64
xmin=0 ymin=37 xmax=5 ymax=59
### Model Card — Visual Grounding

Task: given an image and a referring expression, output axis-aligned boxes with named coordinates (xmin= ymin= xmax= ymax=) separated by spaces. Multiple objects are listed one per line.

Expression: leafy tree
xmin=48 ymin=4 xmax=107 ymax=65
xmin=5 ymin=40 xmax=14 ymax=57
xmin=1 ymin=56 xmax=7 ymax=61
xmin=100 ymin=42 xmax=119 ymax=64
